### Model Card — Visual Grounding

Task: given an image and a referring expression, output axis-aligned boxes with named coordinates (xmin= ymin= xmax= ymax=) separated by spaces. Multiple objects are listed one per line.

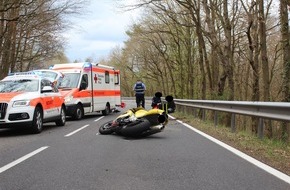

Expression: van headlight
xmin=64 ymin=95 xmax=73 ymax=103
xmin=13 ymin=100 xmax=30 ymax=107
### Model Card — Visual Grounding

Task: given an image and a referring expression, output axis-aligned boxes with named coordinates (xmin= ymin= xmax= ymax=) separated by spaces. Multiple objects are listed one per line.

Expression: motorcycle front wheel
xmin=99 ymin=121 xmax=114 ymax=135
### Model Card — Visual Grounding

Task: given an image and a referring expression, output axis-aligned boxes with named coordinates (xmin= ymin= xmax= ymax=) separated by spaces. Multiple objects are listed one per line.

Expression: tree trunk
xmin=259 ymin=0 xmax=272 ymax=138
xmin=280 ymin=0 xmax=290 ymax=142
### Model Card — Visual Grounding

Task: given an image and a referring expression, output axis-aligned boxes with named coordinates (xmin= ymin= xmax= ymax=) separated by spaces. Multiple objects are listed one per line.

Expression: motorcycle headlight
xmin=64 ymin=95 xmax=73 ymax=103
xmin=13 ymin=100 xmax=30 ymax=107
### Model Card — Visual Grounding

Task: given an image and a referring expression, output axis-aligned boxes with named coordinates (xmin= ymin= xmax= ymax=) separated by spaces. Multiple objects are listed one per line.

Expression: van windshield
xmin=59 ymin=73 xmax=80 ymax=88
xmin=33 ymin=70 xmax=58 ymax=81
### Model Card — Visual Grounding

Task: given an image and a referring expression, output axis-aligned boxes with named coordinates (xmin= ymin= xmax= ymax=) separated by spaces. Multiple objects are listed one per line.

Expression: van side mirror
xmin=41 ymin=86 xmax=53 ymax=93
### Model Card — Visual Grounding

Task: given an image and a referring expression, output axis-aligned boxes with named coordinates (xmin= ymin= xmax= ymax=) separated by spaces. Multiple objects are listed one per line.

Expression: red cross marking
xmin=94 ymin=74 xmax=98 ymax=83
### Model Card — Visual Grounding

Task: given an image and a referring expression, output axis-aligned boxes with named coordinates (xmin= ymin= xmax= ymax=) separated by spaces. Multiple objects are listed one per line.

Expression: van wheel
xmin=73 ymin=104 xmax=84 ymax=120
xmin=31 ymin=106 xmax=43 ymax=134
xmin=56 ymin=106 xmax=66 ymax=126
xmin=102 ymin=104 xmax=110 ymax=116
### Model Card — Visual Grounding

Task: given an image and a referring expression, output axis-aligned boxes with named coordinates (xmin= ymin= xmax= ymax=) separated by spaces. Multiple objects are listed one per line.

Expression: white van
xmin=50 ymin=62 xmax=122 ymax=120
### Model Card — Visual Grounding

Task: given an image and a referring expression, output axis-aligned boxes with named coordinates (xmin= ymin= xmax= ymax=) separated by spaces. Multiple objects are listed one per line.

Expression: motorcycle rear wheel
xmin=120 ymin=119 xmax=151 ymax=137
xmin=99 ymin=121 xmax=114 ymax=134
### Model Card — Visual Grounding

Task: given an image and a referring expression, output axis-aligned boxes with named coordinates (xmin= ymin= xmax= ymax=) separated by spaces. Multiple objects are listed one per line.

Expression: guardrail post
xmin=214 ymin=111 xmax=218 ymax=127
xmin=186 ymin=106 xmax=191 ymax=115
xmin=178 ymin=104 xmax=184 ymax=114
xmin=231 ymin=113 xmax=236 ymax=132
xmin=258 ymin=118 xmax=264 ymax=139
xmin=202 ymin=109 xmax=206 ymax=121
xmin=193 ymin=108 xmax=197 ymax=117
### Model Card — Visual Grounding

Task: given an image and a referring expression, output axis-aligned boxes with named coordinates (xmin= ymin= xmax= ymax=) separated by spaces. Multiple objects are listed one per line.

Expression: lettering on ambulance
xmin=30 ymin=97 xmax=52 ymax=118
xmin=30 ymin=96 xmax=62 ymax=118
xmin=30 ymin=97 xmax=51 ymax=110
xmin=91 ymin=70 xmax=120 ymax=96
xmin=47 ymin=96 xmax=63 ymax=115
xmin=92 ymin=90 xmax=121 ymax=96
xmin=98 ymin=75 xmax=103 ymax=84
xmin=52 ymin=96 xmax=64 ymax=107
xmin=46 ymin=99 xmax=54 ymax=106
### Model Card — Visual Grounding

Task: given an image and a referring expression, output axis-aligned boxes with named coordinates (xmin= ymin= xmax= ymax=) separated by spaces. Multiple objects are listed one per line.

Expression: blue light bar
xmin=84 ymin=62 xmax=92 ymax=69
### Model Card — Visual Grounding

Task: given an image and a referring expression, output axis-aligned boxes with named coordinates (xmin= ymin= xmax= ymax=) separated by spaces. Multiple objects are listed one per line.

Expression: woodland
xmin=106 ymin=0 xmax=290 ymax=141
xmin=1 ymin=0 xmax=289 ymax=141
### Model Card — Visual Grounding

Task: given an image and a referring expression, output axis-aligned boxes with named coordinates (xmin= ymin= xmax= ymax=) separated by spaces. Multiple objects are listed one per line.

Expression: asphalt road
xmin=0 ymin=100 xmax=289 ymax=190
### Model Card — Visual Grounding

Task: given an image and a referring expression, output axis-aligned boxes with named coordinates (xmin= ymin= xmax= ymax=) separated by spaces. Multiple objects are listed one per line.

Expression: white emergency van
xmin=50 ymin=62 xmax=122 ymax=120
xmin=0 ymin=71 xmax=66 ymax=133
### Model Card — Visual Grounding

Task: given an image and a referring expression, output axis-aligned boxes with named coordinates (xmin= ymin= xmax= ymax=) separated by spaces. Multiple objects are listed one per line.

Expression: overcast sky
xmin=63 ymin=0 xmax=140 ymax=62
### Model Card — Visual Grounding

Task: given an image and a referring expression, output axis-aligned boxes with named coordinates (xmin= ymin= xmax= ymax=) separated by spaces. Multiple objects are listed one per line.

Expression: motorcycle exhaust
xmin=158 ymin=114 xmax=167 ymax=124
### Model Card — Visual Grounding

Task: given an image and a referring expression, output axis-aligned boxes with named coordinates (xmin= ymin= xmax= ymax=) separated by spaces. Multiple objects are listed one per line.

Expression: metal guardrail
xmin=174 ymin=99 xmax=290 ymax=138
xmin=121 ymin=97 xmax=153 ymax=101
xmin=174 ymin=99 xmax=290 ymax=121
xmin=123 ymin=97 xmax=290 ymax=121
xmin=122 ymin=97 xmax=290 ymax=138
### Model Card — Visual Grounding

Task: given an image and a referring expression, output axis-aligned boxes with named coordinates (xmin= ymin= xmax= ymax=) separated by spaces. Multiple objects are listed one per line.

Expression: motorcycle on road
xmin=99 ymin=107 xmax=168 ymax=137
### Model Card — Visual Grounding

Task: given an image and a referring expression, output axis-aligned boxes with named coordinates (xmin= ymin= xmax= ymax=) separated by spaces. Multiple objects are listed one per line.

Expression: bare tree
xmin=0 ymin=0 xmax=87 ymax=78
xmin=280 ymin=0 xmax=290 ymax=141
xmin=109 ymin=0 xmax=287 ymax=140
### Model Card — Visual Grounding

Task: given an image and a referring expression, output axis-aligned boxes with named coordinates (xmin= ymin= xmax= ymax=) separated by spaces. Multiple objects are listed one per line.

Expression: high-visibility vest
xmin=134 ymin=83 xmax=145 ymax=94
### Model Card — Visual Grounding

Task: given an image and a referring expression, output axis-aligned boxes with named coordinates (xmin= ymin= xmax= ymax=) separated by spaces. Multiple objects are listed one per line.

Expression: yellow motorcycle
xmin=99 ymin=107 xmax=168 ymax=137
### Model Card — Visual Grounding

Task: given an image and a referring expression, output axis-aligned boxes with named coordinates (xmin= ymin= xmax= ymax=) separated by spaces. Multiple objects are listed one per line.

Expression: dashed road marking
xmin=94 ymin=116 xmax=104 ymax=122
xmin=0 ymin=146 xmax=49 ymax=174
xmin=65 ymin=124 xmax=90 ymax=137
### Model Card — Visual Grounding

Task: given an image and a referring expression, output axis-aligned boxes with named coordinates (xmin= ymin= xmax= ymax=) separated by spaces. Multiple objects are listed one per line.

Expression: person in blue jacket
xmin=133 ymin=79 xmax=146 ymax=108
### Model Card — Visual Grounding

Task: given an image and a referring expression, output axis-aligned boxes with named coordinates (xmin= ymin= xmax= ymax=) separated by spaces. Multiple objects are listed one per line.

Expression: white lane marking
xmin=65 ymin=124 xmax=90 ymax=137
xmin=94 ymin=116 xmax=104 ymax=122
xmin=0 ymin=146 xmax=49 ymax=174
xmin=176 ymin=120 xmax=290 ymax=185
xmin=95 ymin=116 xmax=105 ymax=135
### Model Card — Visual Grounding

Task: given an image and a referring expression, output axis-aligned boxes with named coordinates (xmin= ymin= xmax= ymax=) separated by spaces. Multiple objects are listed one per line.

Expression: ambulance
xmin=50 ymin=62 xmax=122 ymax=120
xmin=0 ymin=71 xmax=66 ymax=133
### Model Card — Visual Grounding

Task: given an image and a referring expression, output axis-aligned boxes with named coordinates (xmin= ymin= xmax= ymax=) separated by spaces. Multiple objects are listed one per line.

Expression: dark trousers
xmin=135 ymin=94 xmax=145 ymax=108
